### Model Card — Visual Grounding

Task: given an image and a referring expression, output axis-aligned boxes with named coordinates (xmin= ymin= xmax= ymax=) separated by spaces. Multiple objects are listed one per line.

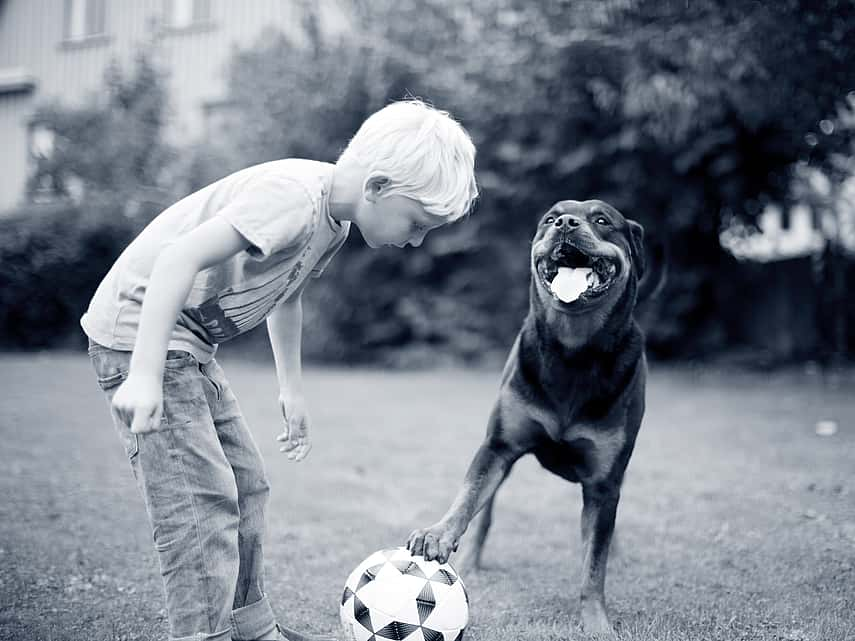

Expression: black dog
xmin=408 ymin=200 xmax=663 ymax=635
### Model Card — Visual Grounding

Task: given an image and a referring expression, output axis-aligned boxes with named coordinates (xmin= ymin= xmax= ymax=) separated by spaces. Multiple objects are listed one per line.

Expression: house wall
xmin=0 ymin=0 xmax=348 ymax=211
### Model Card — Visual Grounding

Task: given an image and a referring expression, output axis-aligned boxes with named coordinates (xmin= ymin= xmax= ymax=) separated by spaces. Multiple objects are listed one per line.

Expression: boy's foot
xmin=274 ymin=623 xmax=340 ymax=641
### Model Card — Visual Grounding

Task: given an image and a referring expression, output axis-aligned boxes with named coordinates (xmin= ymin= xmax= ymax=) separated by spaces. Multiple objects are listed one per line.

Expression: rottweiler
xmin=408 ymin=199 xmax=663 ymax=635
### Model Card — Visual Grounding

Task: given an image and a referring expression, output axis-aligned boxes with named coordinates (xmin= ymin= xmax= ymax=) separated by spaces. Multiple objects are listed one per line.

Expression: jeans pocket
xmin=160 ymin=361 xmax=208 ymax=429
xmin=164 ymin=350 xmax=196 ymax=369
xmin=97 ymin=370 xmax=125 ymax=391
xmin=91 ymin=351 xmax=131 ymax=392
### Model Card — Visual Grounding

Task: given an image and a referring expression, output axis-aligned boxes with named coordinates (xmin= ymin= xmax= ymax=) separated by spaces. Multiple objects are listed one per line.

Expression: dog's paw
xmin=406 ymin=523 xmax=459 ymax=564
xmin=580 ymin=600 xmax=615 ymax=638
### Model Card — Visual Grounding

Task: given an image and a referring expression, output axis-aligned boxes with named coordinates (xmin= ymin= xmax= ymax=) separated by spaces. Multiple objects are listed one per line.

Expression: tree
xmin=221 ymin=0 xmax=855 ymax=362
xmin=28 ymin=51 xmax=174 ymax=218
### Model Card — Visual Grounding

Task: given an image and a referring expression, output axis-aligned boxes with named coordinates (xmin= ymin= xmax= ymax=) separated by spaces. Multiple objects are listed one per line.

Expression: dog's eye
xmin=544 ymin=216 xmax=555 ymax=225
xmin=595 ymin=216 xmax=611 ymax=226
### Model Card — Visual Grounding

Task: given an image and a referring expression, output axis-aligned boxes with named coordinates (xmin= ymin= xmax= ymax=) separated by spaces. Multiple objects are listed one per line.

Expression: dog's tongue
xmin=550 ymin=267 xmax=591 ymax=303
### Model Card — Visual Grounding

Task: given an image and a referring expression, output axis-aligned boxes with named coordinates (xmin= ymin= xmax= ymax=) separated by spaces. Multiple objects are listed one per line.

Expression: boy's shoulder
xmin=235 ymin=159 xmax=334 ymax=204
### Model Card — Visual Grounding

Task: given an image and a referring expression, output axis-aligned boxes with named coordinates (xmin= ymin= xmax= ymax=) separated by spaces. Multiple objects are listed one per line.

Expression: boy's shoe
xmin=272 ymin=623 xmax=340 ymax=641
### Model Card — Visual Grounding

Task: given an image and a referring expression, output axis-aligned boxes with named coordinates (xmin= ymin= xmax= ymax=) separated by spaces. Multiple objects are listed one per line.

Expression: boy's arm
xmin=266 ymin=290 xmax=312 ymax=461
xmin=111 ymin=217 xmax=250 ymax=433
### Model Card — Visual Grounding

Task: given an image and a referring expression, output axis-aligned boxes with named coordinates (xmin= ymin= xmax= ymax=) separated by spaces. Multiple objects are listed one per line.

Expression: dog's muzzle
xmin=536 ymin=242 xmax=619 ymax=304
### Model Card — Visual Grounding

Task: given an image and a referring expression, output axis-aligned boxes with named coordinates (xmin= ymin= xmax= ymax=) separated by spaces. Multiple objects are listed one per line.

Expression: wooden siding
xmin=0 ymin=0 xmax=349 ymax=211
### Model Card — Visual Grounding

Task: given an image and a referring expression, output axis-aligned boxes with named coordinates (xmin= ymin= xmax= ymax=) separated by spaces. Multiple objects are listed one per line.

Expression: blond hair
xmin=338 ymin=99 xmax=478 ymax=222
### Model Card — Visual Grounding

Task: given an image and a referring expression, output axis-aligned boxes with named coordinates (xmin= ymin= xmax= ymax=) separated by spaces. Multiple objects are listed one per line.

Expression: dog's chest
xmin=561 ymin=413 xmax=626 ymax=454
xmin=545 ymin=385 xmax=628 ymax=466
xmin=519 ymin=393 xmax=628 ymax=482
xmin=525 ymin=385 xmax=626 ymax=441
xmin=560 ymin=412 xmax=628 ymax=482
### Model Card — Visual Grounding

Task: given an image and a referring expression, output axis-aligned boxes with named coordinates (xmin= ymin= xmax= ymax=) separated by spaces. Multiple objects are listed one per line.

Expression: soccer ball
xmin=340 ymin=547 xmax=469 ymax=641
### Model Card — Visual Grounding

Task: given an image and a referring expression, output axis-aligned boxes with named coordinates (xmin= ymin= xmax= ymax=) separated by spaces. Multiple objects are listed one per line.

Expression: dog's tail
xmin=637 ymin=239 xmax=668 ymax=303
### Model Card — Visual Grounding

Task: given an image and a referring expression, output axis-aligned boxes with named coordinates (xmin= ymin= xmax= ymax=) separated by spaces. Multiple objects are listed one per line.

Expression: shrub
xmin=0 ymin=204 xmax=138 ymax=349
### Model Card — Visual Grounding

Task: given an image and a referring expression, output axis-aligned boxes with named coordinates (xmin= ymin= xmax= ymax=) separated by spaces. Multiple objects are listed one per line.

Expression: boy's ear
xmin=364 ymin=175 xmax=391 ymax=202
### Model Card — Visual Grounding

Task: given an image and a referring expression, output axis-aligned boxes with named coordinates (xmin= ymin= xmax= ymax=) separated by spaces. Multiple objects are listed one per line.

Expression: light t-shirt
xmin=80 ymin=159 xmax=350 ymax=362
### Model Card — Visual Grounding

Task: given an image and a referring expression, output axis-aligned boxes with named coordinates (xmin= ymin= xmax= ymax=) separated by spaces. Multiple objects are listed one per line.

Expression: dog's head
xmin=530 ymin=199 xmax=645 ymax=324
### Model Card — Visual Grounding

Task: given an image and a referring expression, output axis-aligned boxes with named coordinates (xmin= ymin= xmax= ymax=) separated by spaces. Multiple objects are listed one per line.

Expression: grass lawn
xmin=0 ymin=352 xmax=853 ymax=641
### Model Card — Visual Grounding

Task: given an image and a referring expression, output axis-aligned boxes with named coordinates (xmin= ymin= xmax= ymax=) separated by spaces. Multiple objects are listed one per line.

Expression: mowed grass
xmin=0 ymin=352 xmax=853 ymax=641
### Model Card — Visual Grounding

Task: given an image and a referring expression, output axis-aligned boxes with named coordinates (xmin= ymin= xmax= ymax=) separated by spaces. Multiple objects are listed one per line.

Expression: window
xmin=29 ymin=124 xmax=55 ymax=161
xmin=63 ymin=0 xmax=107 ymax=41
xmin=164 ymin=0 xmax=212 ymax=29
xmin=27 ymin=122 xmax=87 ymax=203
xmin=0 ymin=67 xmax=36 ymax=95
xmin=27 ymin=122 xmax=62 ymax=202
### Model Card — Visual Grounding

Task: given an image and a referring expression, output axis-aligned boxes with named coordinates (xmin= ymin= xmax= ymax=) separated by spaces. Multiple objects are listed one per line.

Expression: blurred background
xmin=1 ymin=0 xmax=854 ymax=370
xmin=2 ymin=5 xmax=855 ymax=639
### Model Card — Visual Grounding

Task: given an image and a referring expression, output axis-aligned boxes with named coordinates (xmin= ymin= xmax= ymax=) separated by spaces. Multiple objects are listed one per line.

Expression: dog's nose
xmin=554 ymin=215 xmax=581 ymax=229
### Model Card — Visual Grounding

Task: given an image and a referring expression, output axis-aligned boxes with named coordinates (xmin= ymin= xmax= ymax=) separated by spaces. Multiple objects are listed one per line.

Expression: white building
xmin=0 ymin=0 xmax=347 ymax=212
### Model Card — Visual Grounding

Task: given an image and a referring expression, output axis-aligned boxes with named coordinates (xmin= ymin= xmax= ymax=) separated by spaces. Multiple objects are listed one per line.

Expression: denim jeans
xmin=88 ymin=341 xmax=276 ymax=641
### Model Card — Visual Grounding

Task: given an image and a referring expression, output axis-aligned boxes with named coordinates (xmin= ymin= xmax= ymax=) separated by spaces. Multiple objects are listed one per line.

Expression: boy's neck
xmin=328 ymin=161 xmax=365 ymax=224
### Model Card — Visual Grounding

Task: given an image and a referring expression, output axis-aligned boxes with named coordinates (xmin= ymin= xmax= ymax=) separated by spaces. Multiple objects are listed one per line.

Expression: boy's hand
xmin=111 ymin=374 xmax=164 ymax=434
xmin=277 ymin=392 xmax=312 ymax=461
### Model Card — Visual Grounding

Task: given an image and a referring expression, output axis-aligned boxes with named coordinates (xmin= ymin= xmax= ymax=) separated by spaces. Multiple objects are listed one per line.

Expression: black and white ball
xmin=340 ymin=547 xmax=469 ymax=641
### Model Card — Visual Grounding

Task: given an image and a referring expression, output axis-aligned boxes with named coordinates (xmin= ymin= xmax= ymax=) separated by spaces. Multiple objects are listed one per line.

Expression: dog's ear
xmin=627 ymin=220 xmax=645 ymax=278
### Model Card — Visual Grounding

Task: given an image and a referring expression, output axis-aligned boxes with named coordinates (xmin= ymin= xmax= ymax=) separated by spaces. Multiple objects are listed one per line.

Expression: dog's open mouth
xmin=537 ymin=244 xmax=618 ymax=304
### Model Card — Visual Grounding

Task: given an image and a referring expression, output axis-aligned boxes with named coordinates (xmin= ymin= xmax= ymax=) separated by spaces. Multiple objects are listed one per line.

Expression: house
xmin=718 ymin=167 xmax=855 ymax=361
xmin=0 ymin=0 xmax=347 ymax=212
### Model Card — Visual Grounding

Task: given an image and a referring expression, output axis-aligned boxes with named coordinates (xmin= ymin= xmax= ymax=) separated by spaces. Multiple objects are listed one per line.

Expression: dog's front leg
xmin=579 ymin=481 xmax=620 ymax=635
xmin=407 ymin=435 xmax=520 ymax=564
xmin=453 ymin=462 xmax=512 ymax=572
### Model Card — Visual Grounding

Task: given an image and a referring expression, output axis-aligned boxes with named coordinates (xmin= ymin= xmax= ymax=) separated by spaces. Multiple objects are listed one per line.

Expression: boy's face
xmin=356 ymin=193 xmax=447 ymax=249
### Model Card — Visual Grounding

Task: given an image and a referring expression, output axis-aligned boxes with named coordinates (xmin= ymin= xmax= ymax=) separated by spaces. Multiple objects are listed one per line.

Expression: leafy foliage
xmin=221 ymin=0 xmax=855 ymax=362
xmin=9 ymin=2 xmax=855 ymax=362
xmin=5 ymin=53 xmax=171 ymax=349
xmin=28 ymin=52 xmax=175 ymax=216
xmin=0 ymin=204 xmax=137 ymax=348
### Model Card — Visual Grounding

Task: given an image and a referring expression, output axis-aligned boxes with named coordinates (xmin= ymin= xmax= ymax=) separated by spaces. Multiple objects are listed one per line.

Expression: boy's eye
xmin=544 ymin=216 xmax=556 ymax=225
xmin=595 ymin=216 xmax=611 ymax=226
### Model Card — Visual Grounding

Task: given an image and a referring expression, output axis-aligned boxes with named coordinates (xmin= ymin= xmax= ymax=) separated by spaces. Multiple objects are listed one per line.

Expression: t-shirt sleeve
xmin=217 ymin=175 xmax=315 ymax=259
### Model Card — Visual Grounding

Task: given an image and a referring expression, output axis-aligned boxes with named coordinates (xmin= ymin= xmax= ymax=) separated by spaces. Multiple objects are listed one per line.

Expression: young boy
xmin=82 ymin=100 xmax=478 ymax=641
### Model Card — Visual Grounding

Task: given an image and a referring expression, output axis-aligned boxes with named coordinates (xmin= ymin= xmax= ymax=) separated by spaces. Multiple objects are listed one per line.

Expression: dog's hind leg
xmin=454 ymin=466 xmax=512 ymax=573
